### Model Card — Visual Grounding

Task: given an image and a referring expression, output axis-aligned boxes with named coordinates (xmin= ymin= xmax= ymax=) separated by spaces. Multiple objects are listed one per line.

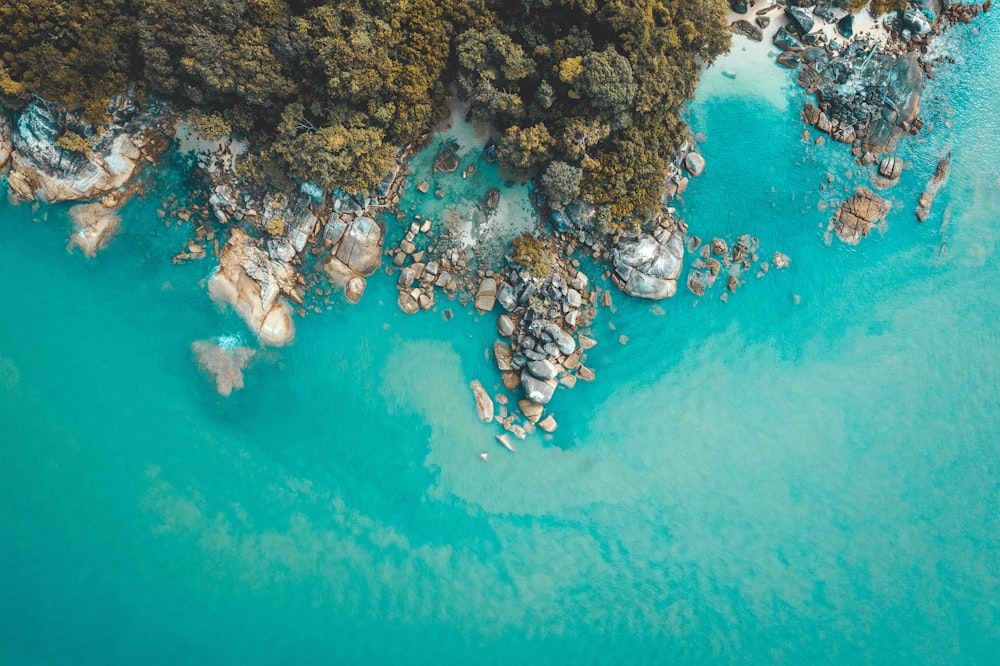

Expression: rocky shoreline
xmin=0 ymin=1 xmax=987 ymax=434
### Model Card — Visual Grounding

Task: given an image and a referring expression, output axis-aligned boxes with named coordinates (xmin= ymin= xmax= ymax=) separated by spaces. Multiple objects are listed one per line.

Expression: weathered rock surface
xmin=611 ymin=217 xmax=684 ymax=300
xmin=0 ymin=114 xmax=11 ymax=170
xmin=832 ymin=188 xmax=889 ymax=244
xmin=916 ymin=153 xmax=951 ymax=222
xmin=796 ymin=41 xmax=922 ymax=158
xmin=729 ymin=20 xmax=763 ymax=42
xmin=879 ymin=156 xmax=904 ymax=180
xmin=335 ymin=216 xmax=382 ymax=276
xmin=475 ymin=277 xmax=497 ymax=312
xmin=6 ymin=97 xmax=173 ymax=203
xmin=684 ymin=151 xmax=705 ymax=177
xmin=785 ymin=6 xmax=815 ymax=35
xmin=208 ymin=227 xmax=296 ymax=346
xmin=470 ymin=379 xmax=494 ymax=422
xmin=774 ymin=27 xmax=803 ymax=51
xmin=192 ymin=338 xmax=255 ymax=397
xmin=67 ymin=202 xmax=122 ymax=257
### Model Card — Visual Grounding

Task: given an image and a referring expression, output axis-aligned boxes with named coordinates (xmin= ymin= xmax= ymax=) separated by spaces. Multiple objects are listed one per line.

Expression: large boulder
xmin=836 ymin=13 xmax=855 ymax=39
xmin=774 ymin=27 xmax=803 ymax=51
xmin=611 ymin=230 xmax=683 ymax=300
xmin=325 ymin=256 xmax=367 ymax=304
xmin=785 ymin=6 xmax=815 ymax=34
xmin=684 ymin=152 xmax=705 ymax=177
xmin=474 ymin=277 xmax=498 ymax=312
xmin=208 ymin=227 xmax=296 ymax=346
xmin=335 ymin=216 xmax=383 ymax=276
xmin=833 ymin=188 xmax=889 ymax=244
xmin=469 ymin=380 xmax=494 ymax=422
xmin=521 ymin=371 xmax=557 ymax=405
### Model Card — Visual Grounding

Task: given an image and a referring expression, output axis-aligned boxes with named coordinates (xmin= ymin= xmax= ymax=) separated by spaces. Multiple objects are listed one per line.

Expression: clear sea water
xmin=1 ymin=17 xmax=998 ymax=665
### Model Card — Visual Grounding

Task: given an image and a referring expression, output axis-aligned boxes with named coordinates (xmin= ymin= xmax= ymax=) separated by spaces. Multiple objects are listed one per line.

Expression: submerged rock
xmin=916 ymin=153 xmax=951 ymax=222
xmin=192 ymin=338 xmax=255 ymax=397
xmin=67 ymin=202 xmax=121 ymax=257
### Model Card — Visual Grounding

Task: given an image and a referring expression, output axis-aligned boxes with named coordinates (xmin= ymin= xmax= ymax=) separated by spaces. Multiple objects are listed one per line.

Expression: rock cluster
xmin=5 ymin=96 xmax=173 ymax=203
xmin=795 ymin=41 xmax=922 ymax=160
xmin=611 ymin=213 xmax=684 ymax=300
xmin=686 ymin=234 xmax=788 ymax=299
xmin=916 ymin=153 xmax=951 ymax=222
xmin=831 ymin=187 xmax=889 ymax=245
xmin=492 ymin=243 xmax=598 ymax=407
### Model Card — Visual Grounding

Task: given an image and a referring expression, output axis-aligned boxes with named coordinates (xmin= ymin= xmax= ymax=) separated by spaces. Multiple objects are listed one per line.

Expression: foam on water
xmin=0 ymin=16 xmax=997 ymax=665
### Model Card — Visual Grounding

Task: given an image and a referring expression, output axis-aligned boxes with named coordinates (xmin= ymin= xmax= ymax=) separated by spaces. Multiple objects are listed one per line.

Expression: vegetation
xmin=0 ymin=0 xmax=731 ymax=229
xmin=511 ymin=232 xmax=551 ymax=277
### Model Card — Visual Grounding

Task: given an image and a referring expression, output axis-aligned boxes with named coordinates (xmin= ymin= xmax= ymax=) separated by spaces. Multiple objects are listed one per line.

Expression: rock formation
xmin=916 ymin=153 xmax=951 ymax=222
xmin=493 ymin=238 xmax=597 ymax=406
xmin=67 ymin=202 xmax=122 ymax=257
xmin=5 ymin=97 xmax=172 ymax=203
xmin=832 ymin=187 xmax=890 ymax=245
xmin=208 ymin=227 xmax=298 ymax=346
xmin=611 ymin=213 xmax=684 ymax=300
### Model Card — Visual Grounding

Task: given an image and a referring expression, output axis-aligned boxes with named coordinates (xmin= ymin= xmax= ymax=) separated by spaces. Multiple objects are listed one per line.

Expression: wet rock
xmin=538 ymin=414 xmax=558 ymax=433
xmin=498 ymin=314 xmax=515 ymax=337
xmin=730 ymin=20 xmax=763 ymax=41
xmin=836 ymin=13 xmax=854 ymax=39
xmin=209 ymin=228 xmax=295 ymax=346
xmin=521 ymin=372 xmax=557 ymax=404
xmin=611 ymin=231 xmax=683 ymax=300
xmin=526 ymin=358 xmax=557 ymax=380
xmin=785 ymin=6 xmax=815 ymax=34
xmin=67 ymin=202 xmax=121 ymax=257
xmin=576 ymin=365 xmax=595 ymax=382
xmin=474 ymin=277 xmax=497 ymax=312
xmin=774 ymin=27 xmax=803 ymax=51
xmin=900 ymin=9 xmax=932 ymax=35
xmin=832 ymin=187 xmax=890 ymax=244
xmin=879 ymin=156 xmax=903 ymax=180
xmin=397 ymin=290 xmax=419 ymax=314
xmin=684 ymin=152 xmax=705 ymax=177
xmin=916 ymin=153 xmax=951 ymax=222
xmin=494 ymin=340 xmax=514 ymax=371
xmin=518 ymin=399 xmax=544 ymax=424
xmin=711 ymin=238 xmax=728 ymax=256
xmin=772 ymin=252 xmax=790 ymax=269
xmin=335 ymin=216 xmax=383 ymax=276
xmin=687 ymin=272 xmax=707 ymax=296
xmin=470 ymin=380 xmax=494 ymax=422
xmin=345 ymin=276 xmax=366 ymax=304
xmin=502 ymin=371 xmax=521 ymax=390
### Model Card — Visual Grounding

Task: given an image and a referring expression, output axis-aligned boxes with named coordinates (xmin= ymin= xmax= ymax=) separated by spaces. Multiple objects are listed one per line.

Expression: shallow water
xmin=1 ymin=16 xmax=998 ymax=665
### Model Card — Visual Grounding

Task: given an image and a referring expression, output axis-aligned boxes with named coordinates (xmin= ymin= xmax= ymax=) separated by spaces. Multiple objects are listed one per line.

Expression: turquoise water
xmin=1 ymin=17 xmax=998 ymax=664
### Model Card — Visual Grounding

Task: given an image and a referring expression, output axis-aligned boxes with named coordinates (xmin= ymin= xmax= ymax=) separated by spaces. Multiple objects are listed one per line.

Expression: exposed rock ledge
xmin=0 ymin=114 xmax=11 ymax=171
xmin=5 ymin=97 xmax=172 ymax=203
xmin=208 ymin=227 xmax=297 ymax=347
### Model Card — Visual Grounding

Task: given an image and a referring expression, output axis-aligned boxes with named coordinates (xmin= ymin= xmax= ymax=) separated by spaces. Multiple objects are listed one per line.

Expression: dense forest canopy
xmin=0 ymin=0 xmax=730 ymax=226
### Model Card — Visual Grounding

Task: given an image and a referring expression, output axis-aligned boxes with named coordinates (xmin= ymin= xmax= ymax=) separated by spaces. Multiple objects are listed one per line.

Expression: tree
xmin=496 ymin=124 xmax=555 ymax=172
xmin=542 ymin=161 xmax=582 ymax=207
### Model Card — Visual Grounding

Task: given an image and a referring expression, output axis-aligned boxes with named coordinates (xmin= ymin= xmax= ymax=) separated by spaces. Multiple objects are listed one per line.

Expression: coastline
xmin=0 ymin=1 xmax=990 ymax=424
